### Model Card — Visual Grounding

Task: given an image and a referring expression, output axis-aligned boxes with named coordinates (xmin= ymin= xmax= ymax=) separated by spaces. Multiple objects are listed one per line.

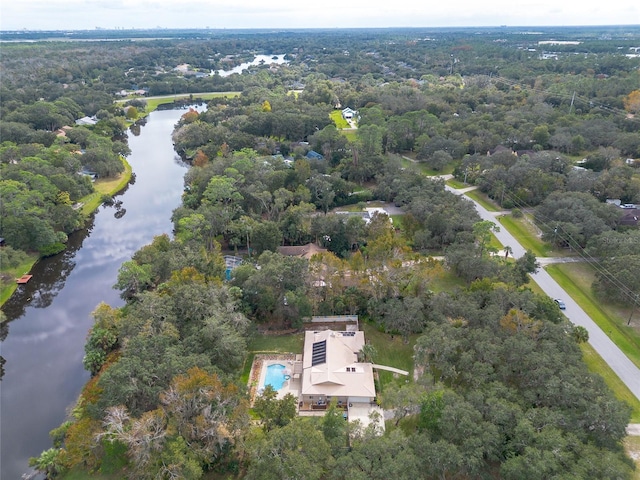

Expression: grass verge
xmin=546 ymin=263 xmax=640 ymax=370
xmin=464 ymin=189 xmax=502 ymax=212
xmin=623 ymin=436 xmax=640 ymax=479
xmin=497 ymin=214 xmax=554 ymax=257
xmin=580 ymin=342 xmax=640 ymax=422
xmin=446 ymin=179 xmax=466 ymax=189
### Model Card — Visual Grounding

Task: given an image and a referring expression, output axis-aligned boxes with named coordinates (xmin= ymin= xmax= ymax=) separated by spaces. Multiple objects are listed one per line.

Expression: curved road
xmin=446 ymin=184 xmax=640 ymax=402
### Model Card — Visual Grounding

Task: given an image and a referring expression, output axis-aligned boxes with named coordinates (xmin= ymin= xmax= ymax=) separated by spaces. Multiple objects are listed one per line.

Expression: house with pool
xmin=255 ymin=328 xmax=399 ymax=431
xmin=299 ymin=330 xmax=375 ymax=410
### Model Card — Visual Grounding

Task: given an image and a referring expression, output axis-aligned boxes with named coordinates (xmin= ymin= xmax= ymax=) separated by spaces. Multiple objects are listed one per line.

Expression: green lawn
xmin=329 ymin=110 xmax=350 ymax=129
xmin=341 ymin=130 xmax=358 ymax=142
xmin=546 ymin=263 xmax=640 ymax=370
xmin=361 ymin=322 xmax=417 ymax=391
xmin=79 ymin=158 xmax=133 ymax=217
xmin=429 ymin=268 xmax=466 ymax=292
xmin=242 ymin=332 xmax=305 ymax=383
xmin=580 ymin=342 xmax=640 ymax=422
xmin=246 ymin=331 xmax=305 ymax=353
xmin=0 ymin=254 xmax=39 ymax=306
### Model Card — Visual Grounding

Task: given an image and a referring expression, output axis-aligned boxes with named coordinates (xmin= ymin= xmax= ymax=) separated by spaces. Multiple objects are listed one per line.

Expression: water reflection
xmin=0 ymin=106 xmax=203 ymax=479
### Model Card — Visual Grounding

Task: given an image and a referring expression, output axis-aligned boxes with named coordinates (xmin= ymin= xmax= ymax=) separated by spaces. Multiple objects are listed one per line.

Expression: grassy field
xmin=60 ymin=468 xmax=120 ymax=480
xmin=547 ymin=263 xmax=640 ymax=370
xmin=241 ymin=331 xmax=305 ymax=383
xmin=340 ymin=129 xmax=358 ymax=142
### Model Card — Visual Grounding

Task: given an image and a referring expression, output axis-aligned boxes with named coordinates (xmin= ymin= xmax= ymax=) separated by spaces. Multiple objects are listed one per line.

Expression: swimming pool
xmin=263 ymin=363 xmax=288 ymax=391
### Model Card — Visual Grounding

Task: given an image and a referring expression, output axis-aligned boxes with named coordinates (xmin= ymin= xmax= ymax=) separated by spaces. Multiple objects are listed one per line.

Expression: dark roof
xmin=619 ymin=209 xmax=640 ymax=226
xmin=305 ymin=150 xmax=324 ymax=160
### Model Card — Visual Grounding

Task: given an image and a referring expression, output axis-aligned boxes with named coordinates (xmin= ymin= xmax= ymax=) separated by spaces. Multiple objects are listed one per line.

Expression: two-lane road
xmin=447 ymin=185 xmax=640 ymax=402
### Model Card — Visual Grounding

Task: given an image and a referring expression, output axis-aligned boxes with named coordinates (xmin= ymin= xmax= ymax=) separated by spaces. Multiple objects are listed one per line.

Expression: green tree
xmin=381 ymin=382 xmax=425 ymax=426
xmin=114 ymin=260 xmax=153 ymax=300
xmin=29 ymin=448 xmax=65 ymax=479
xmin=245 ymin=418 xmax=333 ymax=480
xmin=253 ymin=385 xmax=297 ymax=432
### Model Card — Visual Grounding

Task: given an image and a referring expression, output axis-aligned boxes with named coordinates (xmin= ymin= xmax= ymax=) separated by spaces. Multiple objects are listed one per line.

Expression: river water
xmin=0 ymin=106 xmax=202 ymax=479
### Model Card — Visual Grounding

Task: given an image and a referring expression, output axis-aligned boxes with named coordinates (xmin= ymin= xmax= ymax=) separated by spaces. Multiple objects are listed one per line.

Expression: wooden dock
xmin=16 ymin=274 xmax=33 ymax=284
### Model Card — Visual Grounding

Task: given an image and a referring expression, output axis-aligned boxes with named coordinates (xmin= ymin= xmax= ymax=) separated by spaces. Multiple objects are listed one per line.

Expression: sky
xmin=1 ymin=0 xmax=639 ymax=31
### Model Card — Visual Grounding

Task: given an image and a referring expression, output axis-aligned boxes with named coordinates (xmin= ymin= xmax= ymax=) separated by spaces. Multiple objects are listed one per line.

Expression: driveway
xmin=446 ymin=185 xmax=640 ymax=402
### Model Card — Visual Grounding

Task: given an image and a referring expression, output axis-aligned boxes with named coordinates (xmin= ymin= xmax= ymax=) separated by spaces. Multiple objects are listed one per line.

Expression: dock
xmin=16 ymin=274 xmax=33 ymax=284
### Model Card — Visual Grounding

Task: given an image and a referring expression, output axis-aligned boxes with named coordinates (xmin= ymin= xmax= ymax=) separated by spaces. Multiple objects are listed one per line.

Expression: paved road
xmin=446 ymin=185 xmax=640 ymax=402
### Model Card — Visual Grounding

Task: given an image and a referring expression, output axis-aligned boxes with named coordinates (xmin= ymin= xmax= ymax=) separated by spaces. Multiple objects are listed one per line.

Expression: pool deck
xmin=248 ymin=354 xmax=299 ymax=406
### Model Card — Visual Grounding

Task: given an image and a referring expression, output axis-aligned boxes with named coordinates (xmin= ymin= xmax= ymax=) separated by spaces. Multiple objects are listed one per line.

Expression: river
xmin=0 ymin=105 xmax=203 ymax=479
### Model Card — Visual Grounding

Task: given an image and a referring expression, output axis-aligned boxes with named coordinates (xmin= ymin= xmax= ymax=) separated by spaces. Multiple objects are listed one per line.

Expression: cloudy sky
xmin=1 ymin=0 xmax=638 ymax=31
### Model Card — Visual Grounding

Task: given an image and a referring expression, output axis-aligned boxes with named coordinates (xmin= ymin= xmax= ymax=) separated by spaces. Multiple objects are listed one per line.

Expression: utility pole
xmin=569 ymin=91 xmax=576 ymax=114
xmin=628 ymin=294 xmax=639 ymax=326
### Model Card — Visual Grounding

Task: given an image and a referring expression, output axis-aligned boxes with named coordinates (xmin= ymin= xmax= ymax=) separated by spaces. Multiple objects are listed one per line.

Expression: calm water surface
xmin=0 ymin=106 xmax=201 ymax=479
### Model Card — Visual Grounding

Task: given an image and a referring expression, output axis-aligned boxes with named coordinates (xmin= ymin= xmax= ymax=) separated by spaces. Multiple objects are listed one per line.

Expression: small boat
xmin=16 ymin=274 xmax=33 ymax=284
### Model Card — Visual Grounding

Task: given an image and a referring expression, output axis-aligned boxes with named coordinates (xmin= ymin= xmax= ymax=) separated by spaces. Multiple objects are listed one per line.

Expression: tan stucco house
xmin=299 ymin=330 xmax=376 ymax=409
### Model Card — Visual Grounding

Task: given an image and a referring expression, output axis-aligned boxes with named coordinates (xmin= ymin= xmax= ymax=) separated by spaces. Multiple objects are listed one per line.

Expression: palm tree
xmin=358 ymin=343 xmax=377 ymax=363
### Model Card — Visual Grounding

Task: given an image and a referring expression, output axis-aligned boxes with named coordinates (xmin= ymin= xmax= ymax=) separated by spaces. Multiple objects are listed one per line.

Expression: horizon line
xmin=2 ymin=24 xmax=640 ymax=33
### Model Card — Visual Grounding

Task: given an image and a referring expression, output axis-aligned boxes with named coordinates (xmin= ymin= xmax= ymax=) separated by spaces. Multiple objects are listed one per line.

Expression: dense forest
xmin=1 ymin=26 xmax=639 ymax=479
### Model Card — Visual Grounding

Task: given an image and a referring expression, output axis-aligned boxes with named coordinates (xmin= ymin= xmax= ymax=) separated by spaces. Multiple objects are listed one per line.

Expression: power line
xmin=490 ymin=75 xmax=640 ymax=124
xmin=478 ymin=176 xmax=640 ymax=306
